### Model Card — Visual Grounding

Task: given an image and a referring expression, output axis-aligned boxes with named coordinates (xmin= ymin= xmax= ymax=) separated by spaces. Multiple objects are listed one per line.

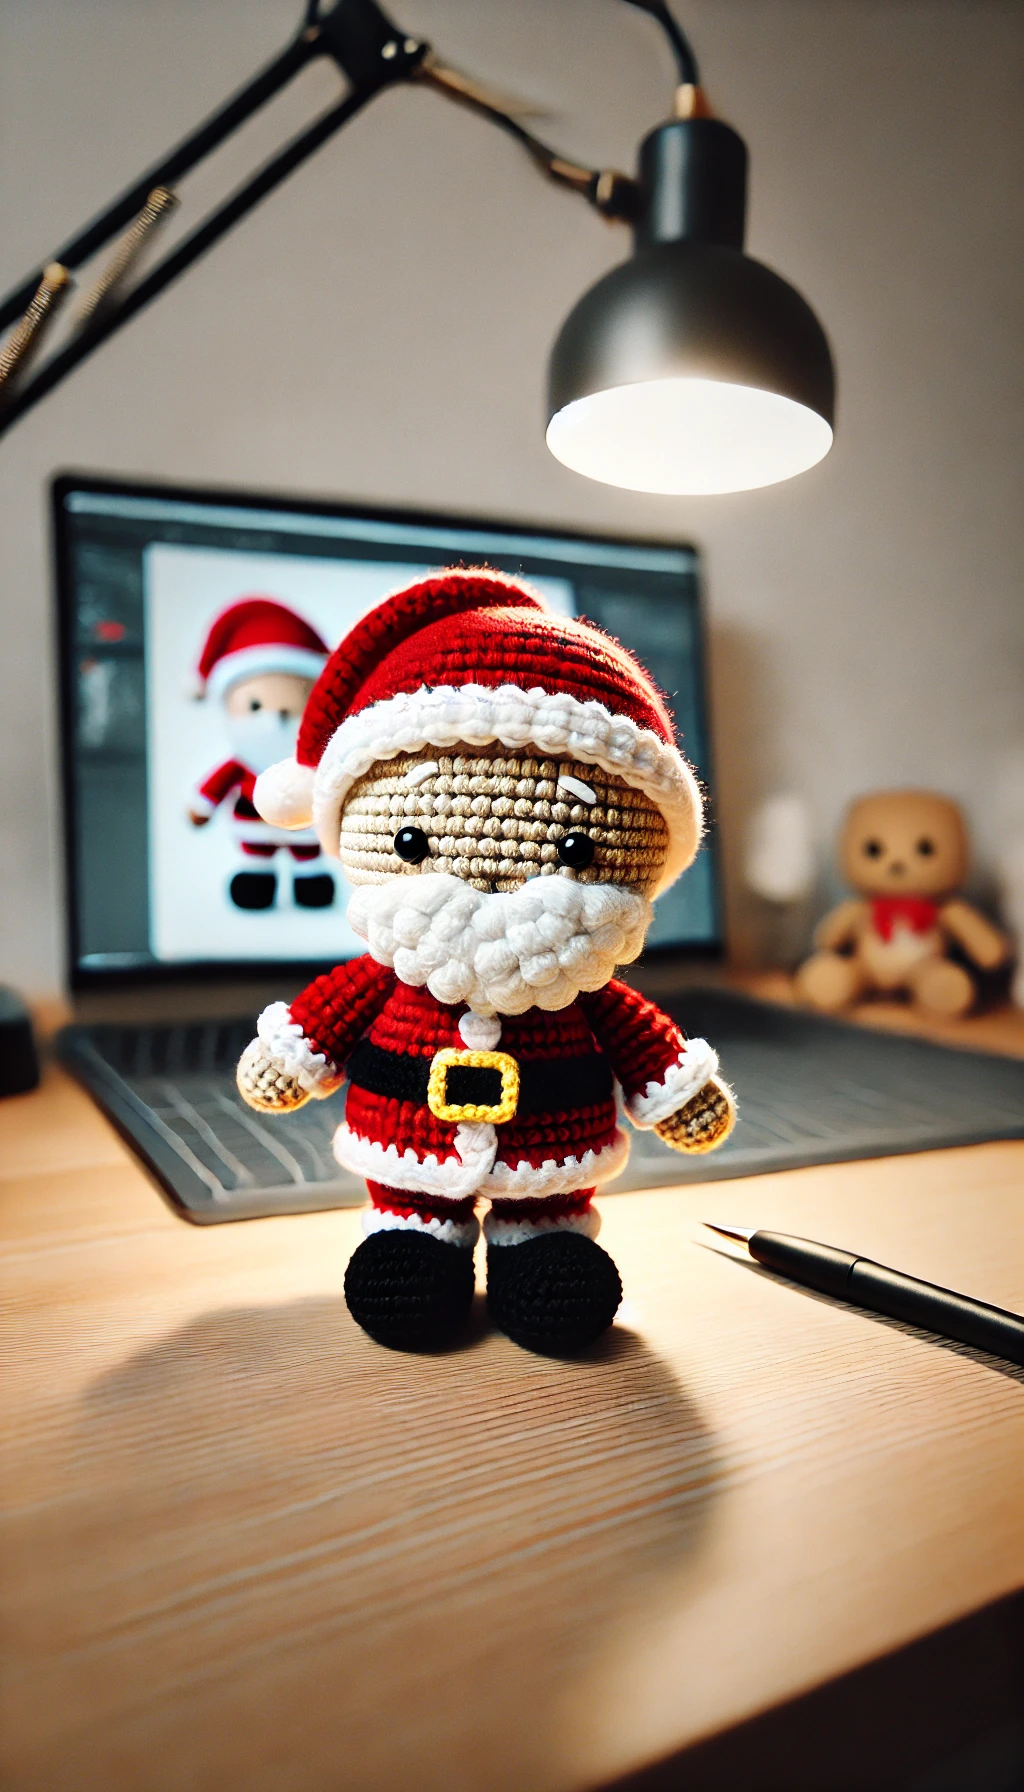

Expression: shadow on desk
xmin=6 ymin=1297 xmax=725 ymax=1790
xmin=606 ymin=1590 xmax=1024 ymax=1792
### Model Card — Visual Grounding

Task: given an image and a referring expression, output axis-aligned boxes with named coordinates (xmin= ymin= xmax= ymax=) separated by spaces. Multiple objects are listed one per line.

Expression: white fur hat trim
xmin=262 ymin=682 xmax=702 ymax=896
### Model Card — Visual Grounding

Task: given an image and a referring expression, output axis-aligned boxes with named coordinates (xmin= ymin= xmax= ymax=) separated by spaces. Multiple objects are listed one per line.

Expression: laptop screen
xmin=54 ymin=475 xmax=722 ymax=985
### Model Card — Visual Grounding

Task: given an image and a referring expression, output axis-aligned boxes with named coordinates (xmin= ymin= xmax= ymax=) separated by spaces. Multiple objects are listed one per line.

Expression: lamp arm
xmin=0 ymin=0 xmax=668 ymax=440
xmin=415 ymin=57 xmax=639 ymax=223
xmin=0 ymin=28 xmax=321 ymax=338
xmin=0 ymin=84 xmax=381 ymax=438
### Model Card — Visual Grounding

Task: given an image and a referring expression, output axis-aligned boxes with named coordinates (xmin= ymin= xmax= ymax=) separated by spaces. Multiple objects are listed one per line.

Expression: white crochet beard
xmin=347 ymin=871 xmax=653 ymax=1017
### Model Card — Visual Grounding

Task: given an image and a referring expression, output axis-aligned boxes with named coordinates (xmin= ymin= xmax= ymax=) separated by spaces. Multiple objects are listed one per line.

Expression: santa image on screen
xmin=188 ymin=598 xmax=330 ymax=912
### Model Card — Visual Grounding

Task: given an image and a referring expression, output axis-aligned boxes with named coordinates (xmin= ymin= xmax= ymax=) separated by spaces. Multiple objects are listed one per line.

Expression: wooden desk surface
xmin=2 ymin=1006 xmax=1023 ymax=1792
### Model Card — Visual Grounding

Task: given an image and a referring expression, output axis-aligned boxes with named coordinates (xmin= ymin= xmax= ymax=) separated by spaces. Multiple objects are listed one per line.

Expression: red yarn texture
xmin=296 ymin=568 xmax=676 ymax=770
xmin=580 ymin=979 xmax=689 ymax=1093
xmin=366 ymin=1182 xmax=479 ymax=1224
xmin=366 ymin=1182 xmax=596 ymax=1227
xmin=286 ymin=958 xmax=689 ymax=1179
xmin=289 ymin=956 xmax=395 ymax=1069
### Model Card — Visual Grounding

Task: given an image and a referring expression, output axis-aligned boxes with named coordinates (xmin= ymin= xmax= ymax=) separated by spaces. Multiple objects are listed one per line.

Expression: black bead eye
xmin=863 ymin=838 xmax=884 ymax=858
xmin=916 ymin=837 xmax=935 ymax=856
xmin=394 ymin=826 xmax=430 ymax=865
xmin=557 ymin=832 xmax=595 ymax=869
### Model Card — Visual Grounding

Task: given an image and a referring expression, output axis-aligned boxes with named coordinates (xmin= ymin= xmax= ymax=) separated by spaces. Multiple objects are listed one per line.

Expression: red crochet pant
xmin=365 ymin=1181 xmax=599 ymax=1247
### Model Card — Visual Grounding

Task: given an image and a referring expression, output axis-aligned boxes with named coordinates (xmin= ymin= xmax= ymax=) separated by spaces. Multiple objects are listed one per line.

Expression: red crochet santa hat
xmin=254 ymin=568 xmax=703 ymax=896
xmin=195 ymin=599 xmax=328 ymax=701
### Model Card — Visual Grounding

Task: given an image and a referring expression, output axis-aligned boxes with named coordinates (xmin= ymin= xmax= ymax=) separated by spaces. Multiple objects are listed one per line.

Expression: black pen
xmin=704 ymin=1224 xmax=1024 ymax=1367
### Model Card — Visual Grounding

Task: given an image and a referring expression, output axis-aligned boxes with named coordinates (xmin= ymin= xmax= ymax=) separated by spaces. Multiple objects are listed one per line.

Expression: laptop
xmin=54 ymin=473 xmax=723 ymax=1221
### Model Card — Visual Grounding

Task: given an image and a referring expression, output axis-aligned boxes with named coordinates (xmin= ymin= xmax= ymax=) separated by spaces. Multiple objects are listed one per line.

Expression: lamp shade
xmin=546 ymin=119 xmax=835 ymax=495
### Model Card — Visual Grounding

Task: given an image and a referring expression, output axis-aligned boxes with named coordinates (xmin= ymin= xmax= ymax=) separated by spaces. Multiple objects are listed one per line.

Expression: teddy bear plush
xmin=796 ymin=790 xmax=1010 ymax=1018
xmin=235 ymin=569 xmax=735 ymax=1355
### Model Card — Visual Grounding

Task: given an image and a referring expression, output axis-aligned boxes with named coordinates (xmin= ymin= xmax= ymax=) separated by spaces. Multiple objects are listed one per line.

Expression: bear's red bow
xmin=871 ymin=896 xmax=939 ymax=941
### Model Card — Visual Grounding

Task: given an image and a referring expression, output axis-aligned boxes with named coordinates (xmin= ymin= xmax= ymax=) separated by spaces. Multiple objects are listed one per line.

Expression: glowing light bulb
xmin=547 ymin=375 xmax=833 ymax=495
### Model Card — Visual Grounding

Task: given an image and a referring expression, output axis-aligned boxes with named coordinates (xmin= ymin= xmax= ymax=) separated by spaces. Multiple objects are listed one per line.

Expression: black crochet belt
xmin=346 ymin=1037 xmax=613 ymax=1121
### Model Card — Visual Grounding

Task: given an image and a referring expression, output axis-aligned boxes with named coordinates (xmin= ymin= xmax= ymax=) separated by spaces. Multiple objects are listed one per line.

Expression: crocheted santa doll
xmin=189 ymin=599 xmax=330 ymax=911
xmin=237 ymin=570 xmax=735 ymax=1353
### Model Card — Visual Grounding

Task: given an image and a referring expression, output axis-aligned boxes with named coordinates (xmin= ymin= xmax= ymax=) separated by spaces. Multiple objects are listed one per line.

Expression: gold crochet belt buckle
xmin=426 ymin=1048 xmax=520 ymax=1125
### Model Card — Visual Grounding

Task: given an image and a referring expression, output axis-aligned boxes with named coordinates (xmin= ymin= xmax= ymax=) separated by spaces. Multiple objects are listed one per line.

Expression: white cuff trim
xmin=256 ymin=1001 xmax=336 ymax=1093
xmin=484 ymin=1207 xmax=601 ymax=1247
xmin=362 ymin=1207 xmax=480 ymax=1249
xmin=191 ymin=791 xmax=216 ymax=816
xmin=627 ymin=1038 xmax=720 ymax=1129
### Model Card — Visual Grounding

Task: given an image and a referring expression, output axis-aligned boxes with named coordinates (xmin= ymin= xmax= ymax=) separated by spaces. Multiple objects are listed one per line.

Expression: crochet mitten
xmin=236 ymin=1039 xmax=313 ymax=1113
xmin=654 ymin=1078 xmax=736 ymax=1154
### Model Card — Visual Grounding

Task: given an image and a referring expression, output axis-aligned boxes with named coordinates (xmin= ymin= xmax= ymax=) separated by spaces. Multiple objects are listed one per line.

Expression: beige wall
xmin=1 ymin=0 xmax=1021 ymax=992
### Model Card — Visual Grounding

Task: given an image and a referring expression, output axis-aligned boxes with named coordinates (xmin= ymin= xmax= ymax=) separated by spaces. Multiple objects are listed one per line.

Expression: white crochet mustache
xmin=347 ymin=871 xmax=653 ymax=1016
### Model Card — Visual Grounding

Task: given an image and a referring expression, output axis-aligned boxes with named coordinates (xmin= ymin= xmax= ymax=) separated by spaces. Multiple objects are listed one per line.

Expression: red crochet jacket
xmin=257 ymin=959 xmax=720 ymax=1201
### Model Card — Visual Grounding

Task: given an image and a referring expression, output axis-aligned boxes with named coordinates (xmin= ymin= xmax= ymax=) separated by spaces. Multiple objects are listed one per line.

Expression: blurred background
xmin=1 ymin=0 xmax=1022 ymax=994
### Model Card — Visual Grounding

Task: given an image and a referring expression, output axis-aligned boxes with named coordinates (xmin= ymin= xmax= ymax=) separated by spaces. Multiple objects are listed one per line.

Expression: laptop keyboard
xmin=58 ymin=1017 xmax=362 ymax=1221
xmin=57 ymin=990 xmax=1024 ymax=1222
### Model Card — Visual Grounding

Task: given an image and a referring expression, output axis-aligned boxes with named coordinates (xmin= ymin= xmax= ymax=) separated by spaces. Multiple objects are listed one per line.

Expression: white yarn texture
xmin=334 ymin=1118 xmax=500 ymax=1198
xmin=626 ymin=1037 xmax=721 ymax=1127
xmin=483 ymin=1206 xmax=602 ymax=1247
xmin=332 ymin=1118 xmax=629 ymax=1198
xmin=256 ymin=1001 xmax=337 ymax=1092
xmin=347 ymin=871 xmax=653 ymax=1017
xmin=361 ymin=1206 xmax=480 ymax=1248
xmin=458 ymin=1011 xmax=502 ymax=1049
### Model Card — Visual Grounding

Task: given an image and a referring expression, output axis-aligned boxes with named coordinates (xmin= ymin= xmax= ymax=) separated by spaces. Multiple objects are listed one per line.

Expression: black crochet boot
xmin=344 ymin=1230 xmax=475 ymax=1350
xmin=487 ymin=1231 xmax=622 ymax=1355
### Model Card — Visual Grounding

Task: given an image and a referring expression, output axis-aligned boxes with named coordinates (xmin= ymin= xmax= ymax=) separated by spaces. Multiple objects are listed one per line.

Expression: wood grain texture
xmin=2 ymin=1042 xmax=1023 ymax=1792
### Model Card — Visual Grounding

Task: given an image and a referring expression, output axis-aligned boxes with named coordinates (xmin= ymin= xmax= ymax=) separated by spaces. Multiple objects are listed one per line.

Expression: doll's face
xmin=224 ymin=672 xmax=314 ymax=720
xmin=338 ymin=746 xmax=669 ymax=895
xmin=842 ymin=791 xmax=967 ymax=898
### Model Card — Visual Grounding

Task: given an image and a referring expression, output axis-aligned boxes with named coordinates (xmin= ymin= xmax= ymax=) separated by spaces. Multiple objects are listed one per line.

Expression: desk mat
xmin=618 ymin=988 xmax=1024 ymax=1190
xmin=57 ymin=990 xmax=1024 ymax=1221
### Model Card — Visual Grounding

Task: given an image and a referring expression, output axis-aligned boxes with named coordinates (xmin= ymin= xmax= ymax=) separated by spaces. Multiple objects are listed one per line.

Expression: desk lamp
xmin=0 ymin=0 xmax=834 ymax=494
